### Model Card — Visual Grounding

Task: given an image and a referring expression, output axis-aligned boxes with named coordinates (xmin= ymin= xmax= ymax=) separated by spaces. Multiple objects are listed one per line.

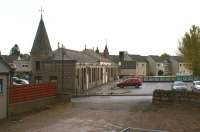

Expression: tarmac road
xmin=86 ymin=82 xmax=193 ymax=95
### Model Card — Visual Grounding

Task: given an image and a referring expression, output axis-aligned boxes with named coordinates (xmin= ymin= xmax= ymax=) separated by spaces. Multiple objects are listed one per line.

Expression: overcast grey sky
xmin=0 ymin=0 xmax=200 ymax=55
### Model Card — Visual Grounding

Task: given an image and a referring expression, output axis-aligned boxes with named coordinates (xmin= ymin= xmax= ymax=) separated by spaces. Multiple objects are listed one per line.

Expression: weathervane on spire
xmin=105 ymin=38 xmax=108 ymax=47
xmin=39 ymin=6 xmax=44 ymax=18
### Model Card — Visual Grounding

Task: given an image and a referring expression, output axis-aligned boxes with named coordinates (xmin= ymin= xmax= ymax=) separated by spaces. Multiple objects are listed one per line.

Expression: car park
xmin=171 ymin=81 xmax=187 ymax=91
xmin=117 ymin=78 xmax=142 ymax=88
xmin=191 ymin=81 xmax=200 ymax=92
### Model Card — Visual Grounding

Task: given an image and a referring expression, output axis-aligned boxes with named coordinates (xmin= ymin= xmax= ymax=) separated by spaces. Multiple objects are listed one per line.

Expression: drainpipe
xmin=7 ymin=70 xmax=13 ymax=118
xmin=6 ymin=74 xmax=9 ymax=118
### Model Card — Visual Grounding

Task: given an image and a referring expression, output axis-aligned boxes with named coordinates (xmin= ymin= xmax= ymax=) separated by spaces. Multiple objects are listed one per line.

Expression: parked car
xmin=12 ymin=77 xmax=29 ymax=85
xmin=191 ymin=81 xmax=200 ymax=92
xmin=171 ymin=81 xmax=187 ymax=91
xmin=117 ymin=78 xmax=142 ymax=88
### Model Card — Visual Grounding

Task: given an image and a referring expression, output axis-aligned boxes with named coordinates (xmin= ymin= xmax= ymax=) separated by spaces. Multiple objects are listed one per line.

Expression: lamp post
xmin=61 ymin=44 xmax=64 ymax=93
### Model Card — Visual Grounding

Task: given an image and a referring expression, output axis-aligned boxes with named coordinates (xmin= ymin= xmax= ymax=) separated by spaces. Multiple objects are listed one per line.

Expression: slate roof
xmin=2 ymin=55 xmax=18 ymax=63
xmin=0 ymin=55 xmax=12 ymax=71
xmin=31 ymin=17 xmax=52 ymax=55
xmin=149 ymin=55 xmax=164 ymax=63
xmin=109 ymin=55 xmax=119 ymax=64
xmin=2 ymin=54 xmax=30 ymax=63
xmin=82 ymin=49 xmax=114 ymax=63
xmin=53 ymin=48 xmax=117 ymax=65
xmin=171 ymin=56 xmax=184 ymax=62
xmin=130 ymin=55 xmax=147 ymax=62
xmin=53 ymin=48 xmax=97 ymax=63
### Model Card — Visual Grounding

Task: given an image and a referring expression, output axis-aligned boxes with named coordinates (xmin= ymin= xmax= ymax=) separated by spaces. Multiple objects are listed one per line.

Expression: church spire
xmin=39 ymin=7 xmax=44 ymax=19
xmin=31 ymin=13 xmax=52 ymax=57
xmin=103 ymin=44 xmax=109 ymax=58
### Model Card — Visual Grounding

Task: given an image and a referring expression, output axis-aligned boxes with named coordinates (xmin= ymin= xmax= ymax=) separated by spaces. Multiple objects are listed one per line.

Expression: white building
xmin=130 ymin=55 xmax=148 ymax=76
xmin=169 ymin=56 xmax=192 ymax=76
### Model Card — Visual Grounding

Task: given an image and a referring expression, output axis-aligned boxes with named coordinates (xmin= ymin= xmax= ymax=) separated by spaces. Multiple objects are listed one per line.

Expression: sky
xmin=0 ymin=0 xmax=200 ymax=56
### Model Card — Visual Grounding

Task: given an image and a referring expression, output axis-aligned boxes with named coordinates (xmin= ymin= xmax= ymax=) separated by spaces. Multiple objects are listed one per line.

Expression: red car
xmin=117 ymin=78 xmax=142 ymax=88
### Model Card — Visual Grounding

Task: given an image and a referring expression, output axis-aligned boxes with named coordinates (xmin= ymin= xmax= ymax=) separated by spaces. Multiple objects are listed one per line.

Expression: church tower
xmin=30 ymin=14 xmax=52 ymax=83
xmin=103 ymin=45 xmax=109 ymax=58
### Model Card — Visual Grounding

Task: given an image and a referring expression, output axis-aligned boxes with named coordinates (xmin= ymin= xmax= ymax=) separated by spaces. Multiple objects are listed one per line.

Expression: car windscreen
xmin=195 ymin=82 xmax=200 ymax=85
xmin=174 ymin=82 xmax=185 ymax=86
xmin=15 ymin=79 xmax=23 ymax=84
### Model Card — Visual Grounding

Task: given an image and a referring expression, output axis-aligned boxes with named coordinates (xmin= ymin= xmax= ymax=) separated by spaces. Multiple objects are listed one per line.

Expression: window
xmin=83 ymin=68 xmax=86 ymax=83
xmin=22 ymin=64 xmax=28 ymax=67
xmin=36 ymin=61 xmax=40 ymax=71
xmin=101 ymin=68 xmax=103 ymax=80
xmin=35 ymin=76 xmax=42 ymax=83
xmin=88 ymin=68 xmax=91 ymax=83
xmin=97 ymin=68 xmax=99 ymax=80
xmin=0 ymin=79 xmax=3 ymax=94
xmin=49 ymin=76 xmax=57 ymax=83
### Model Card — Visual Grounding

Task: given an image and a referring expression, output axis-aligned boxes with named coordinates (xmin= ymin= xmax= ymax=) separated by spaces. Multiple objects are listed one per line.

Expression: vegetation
xmin=178 ymin=25 xmax=200 ymax=76
xmin=10 ymin=44 xmax=20 ymax=56
xmin=95 ymin=47 xmax=99 ymax=54
xmin=158 ymin=70 xmax=164 ymax=76
xmin=160 ymin=53 xmax=170 ymax=60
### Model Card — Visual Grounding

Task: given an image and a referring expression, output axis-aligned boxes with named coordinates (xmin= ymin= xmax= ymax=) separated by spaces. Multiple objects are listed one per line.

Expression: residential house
xmin=0 ymin=55 xmax=11 ymax=119
xmin=169 ymin=56 xmax=192 ymax=76
xmin=2 ymin=54 xmax=31 ymax=78
xmin=130 ymin=55 xmax=148 ymax=76
xmin=146 ymin=55 xmax=165 ymax=76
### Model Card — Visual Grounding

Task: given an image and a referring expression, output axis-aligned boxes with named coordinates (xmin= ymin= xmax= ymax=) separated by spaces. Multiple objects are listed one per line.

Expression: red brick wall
xmin=9 ymin=83 xmax=56 ymax=104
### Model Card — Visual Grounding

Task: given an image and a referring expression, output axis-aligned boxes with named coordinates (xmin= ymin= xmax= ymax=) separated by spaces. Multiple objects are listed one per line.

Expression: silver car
xmin=171 ymin=81 xmax=187 ymax=91
xmin=191 ymin=81 xmax=200 ymax=91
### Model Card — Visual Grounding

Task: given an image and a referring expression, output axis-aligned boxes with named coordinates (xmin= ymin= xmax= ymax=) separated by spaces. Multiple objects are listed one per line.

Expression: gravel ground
xmin=1 ymin=96 xmax=200 ymax=132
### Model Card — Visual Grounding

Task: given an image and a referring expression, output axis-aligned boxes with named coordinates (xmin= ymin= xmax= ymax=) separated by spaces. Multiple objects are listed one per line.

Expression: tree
xmin=10 ymin=44 xmax=20 ymax=56
xmin=158 ymin=70 xmax=164 ymax=76
xmin=95 ymin=47 xmax=99 ymax=54
xmin=178 ymin=25 xmax=200 ymax=76
xmin=160 ymin=53 xmax=170 ymax=60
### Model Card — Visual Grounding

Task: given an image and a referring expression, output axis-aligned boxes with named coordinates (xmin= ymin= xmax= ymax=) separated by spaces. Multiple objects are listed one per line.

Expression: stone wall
xmin=153 ymin=89 xmax=200 ymax=104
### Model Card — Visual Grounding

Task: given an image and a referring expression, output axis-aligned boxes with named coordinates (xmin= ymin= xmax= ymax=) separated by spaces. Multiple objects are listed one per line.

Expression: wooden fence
xmin=9 ymin=83 xmax=56 ymax=104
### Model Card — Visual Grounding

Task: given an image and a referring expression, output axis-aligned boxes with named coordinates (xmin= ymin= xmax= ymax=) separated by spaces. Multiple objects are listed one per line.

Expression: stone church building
xmin=30 ymin=16 xmax=118 ymax=95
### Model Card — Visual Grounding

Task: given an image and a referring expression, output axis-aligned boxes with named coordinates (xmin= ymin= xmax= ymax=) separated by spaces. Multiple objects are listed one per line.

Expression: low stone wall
xmin=153 ymin=89 xmax=200 ymax=104
xmin=8 ymin=94 xmax=71 ymax=116
xmin=8 ymin=96 xmax=57 ymax=116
